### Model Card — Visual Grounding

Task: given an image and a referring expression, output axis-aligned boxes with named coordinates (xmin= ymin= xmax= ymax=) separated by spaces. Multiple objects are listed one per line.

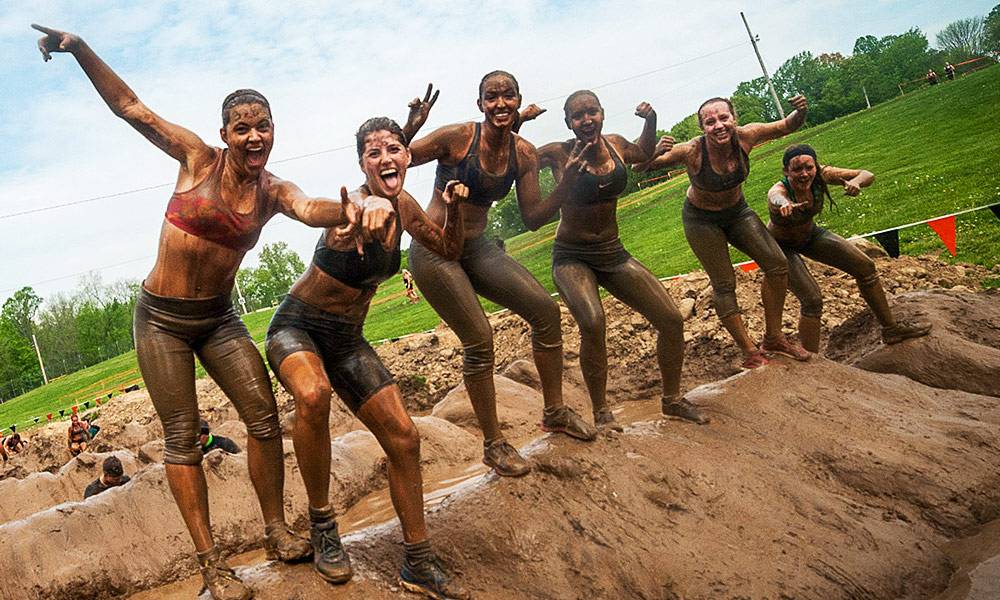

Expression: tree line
xmin=486 ymin=6 xmax=999 ymax=239
xmin=0 ymin=242 xmax=305 ymax=401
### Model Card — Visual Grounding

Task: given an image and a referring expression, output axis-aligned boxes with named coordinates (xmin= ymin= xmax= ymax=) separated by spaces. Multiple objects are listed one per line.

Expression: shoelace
xmin=316 ymin=525 xmax=344 ymax=554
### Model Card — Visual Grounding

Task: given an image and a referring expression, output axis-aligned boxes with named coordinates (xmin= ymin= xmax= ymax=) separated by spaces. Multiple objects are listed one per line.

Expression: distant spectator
xmin=944 ymin=62 xmax=956 ymax=80
xmin=84 ymin=455 xmax=131 ymax=499
xmin=927 ymin=69 xmax=939 ymax=86
xmin=0 ymin=439 xmax=8 ymax=462
xmin=67 ymin=414 xmax=91 ymax=456
xmin=4 ymin=426 xmax=26 ymax=454
xmin=199 ymin=419 xmax=241 ymax=455
xmin=401 ymin=269 xmax=420 ymax=303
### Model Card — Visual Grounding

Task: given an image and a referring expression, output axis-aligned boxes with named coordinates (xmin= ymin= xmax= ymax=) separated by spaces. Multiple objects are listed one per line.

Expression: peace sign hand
xmin=566 ymin=140 xmax=595 ymax=175
xmin=442 ymin=180 xmax=469 ymax=205
xmin=635 ymin=102 xmax=655 ymax=120
xmin=31 ymin=24 xmax=80 ymax=62
xmin=405 ymin=83 xmax=439 ymax=136
xmin=331 ymin=186 xmax=365 ymax=254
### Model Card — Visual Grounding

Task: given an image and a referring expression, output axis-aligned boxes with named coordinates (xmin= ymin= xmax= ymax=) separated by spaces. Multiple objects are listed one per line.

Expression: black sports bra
xmin=434 ymin=122 xmax=518 ymax=208
xmin=571 ymin=137 xmax=628 ymax=205
xmin=688 ymin=134 xmax=750 ymax=193
xmin=313 ymin=210 xmax=402 ymax=290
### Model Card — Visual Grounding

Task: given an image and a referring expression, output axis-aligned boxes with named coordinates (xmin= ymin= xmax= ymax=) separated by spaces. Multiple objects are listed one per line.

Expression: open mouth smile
xmin=379 ymin=168 xmax=400 ymax=189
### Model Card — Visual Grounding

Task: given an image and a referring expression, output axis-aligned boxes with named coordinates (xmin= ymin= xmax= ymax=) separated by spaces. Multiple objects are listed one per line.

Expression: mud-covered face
xmin=784 ymin=155 xmax=818 ymax=190
xmin=698 ymin=101 xmax=737 ymax=146
xmin=220 ymin=103 xmax=274 ymax=172
xmin=565 ymin=94 xmax=604 ymax=144
xmin=477 ymin=75 xmax=521 ymax=129
xmin=360 ymin=130 xmax=409 ymax=199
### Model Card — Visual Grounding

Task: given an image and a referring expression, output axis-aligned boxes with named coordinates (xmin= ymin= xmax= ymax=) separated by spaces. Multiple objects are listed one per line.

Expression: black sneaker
xmin=309 ymin=519 xmax=352 ymax=584
xmin=882 ymin=320 xmax=932 ymax=345
xmin=661 ymin=397 xmax=709 ymax=425
xmin=400 ymin=556 xmax=471 ymax=599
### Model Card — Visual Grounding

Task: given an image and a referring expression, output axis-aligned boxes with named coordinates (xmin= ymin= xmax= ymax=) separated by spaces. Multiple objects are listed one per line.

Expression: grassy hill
xmin=3 ymin=65 xmax=998 ymax=432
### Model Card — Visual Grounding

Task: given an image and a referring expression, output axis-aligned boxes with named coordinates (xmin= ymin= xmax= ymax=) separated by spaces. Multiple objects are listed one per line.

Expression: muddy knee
xmin=529 ymin=298 xmax=563 ymax=352
xmin=712 ymin=282 xmax=741 ymax=319
xmin=462 ymin=330 xmax=495 ymax=378
xmin=385 ymin=420 xmax=421 ymax=464
xmin=295 ymin=381 xmax=332 ymax=428
xmin=799 ymin=292 xmax=824 ymax=319
xmin=163 ymin=420 xmax=203 ymax=466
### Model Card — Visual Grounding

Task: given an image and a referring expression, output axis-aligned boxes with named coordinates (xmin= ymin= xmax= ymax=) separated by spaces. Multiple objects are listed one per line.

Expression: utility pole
xmin=32 ymin=333 xmax=49 ymax=385
xmin=740 ymin=11 xmax=785 ymax=119
xmin=862 ymin=85 xmax=871 ymax=109
xmin=233 ymin=278 xmax=249 ymax=315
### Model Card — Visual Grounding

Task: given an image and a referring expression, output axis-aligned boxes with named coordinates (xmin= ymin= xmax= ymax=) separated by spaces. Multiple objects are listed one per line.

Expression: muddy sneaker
xmin=482 ymin=439 xmax=531 ymax=477
xmin=263 ymin=521 xmax=312 ymax=562
xmin=882 ymin=320 xmax=932 ymax=345
xmin=594 ymin=409 xmax=623 ymax=433
xmin=741 ymin=349 xmax=769 ymax=369
xmin=196 ymin=547 xmax=253 ymax=600
xmin=400 ymin=556 xmax=471 ymax=599
xmin=541 ymin=405 xmax=598 ymax=441
xmin=661 ymin=397 xmax=710 ymax=425
xmin=761 ymin=334 xmax=811 ymax=361
xmin=309 ymin=518 xmax=353 ymax=584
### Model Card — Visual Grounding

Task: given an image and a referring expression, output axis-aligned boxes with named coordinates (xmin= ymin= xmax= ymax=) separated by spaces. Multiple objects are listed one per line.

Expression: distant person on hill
xmin=265 ymin=117 xmax=468 ymax=598
xmin=30 ymin=23 xmax=374 ymax=599
xmin=635 ymin=95 xmax=812 ymax=369
xmin=199 ymin=420 xmax=241 ymax=455
xmin=0 ymin=438 xmax=8 ymax=462
xmin=67 ymin=414 xmax=92 ymax=456
xmin=927 ymin=69 xmax=939 ymax=86
xmin=766 ymin=144 xmax=931 ymax=352
xmin=401 ymin=269 xmax=420 ymax=303
xmin=944 ymin=63 xmax=956 ymax=81
xmin=406 ymin=71 xmax=596 ymax=479
xmin=5 ymin=426 xmax=26 ymax=454
xmin=84 ymin=455 xmax=131 ymax=499
xmin=533 ymin=91 xmax=705 ymax=430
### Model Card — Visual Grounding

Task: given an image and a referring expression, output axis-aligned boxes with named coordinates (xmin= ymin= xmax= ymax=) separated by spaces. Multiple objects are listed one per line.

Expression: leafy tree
xmin=987 ymin=4 xmax=1000 ymax=51
xmin=2 ymin=287 xmax=42 ymax=340
xmin=235 ymin=242 xmax=306 ymax=310
xmin=936 ymin=16 xmax=986 ymax=59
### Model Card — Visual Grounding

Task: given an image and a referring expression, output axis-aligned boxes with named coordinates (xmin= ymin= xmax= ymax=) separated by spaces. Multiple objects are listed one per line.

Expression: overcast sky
xmin=1 ymin=0 xmax=994 ymax=304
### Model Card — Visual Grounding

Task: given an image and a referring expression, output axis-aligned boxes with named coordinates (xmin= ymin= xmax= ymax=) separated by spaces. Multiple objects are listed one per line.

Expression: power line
xmin=0 ymin=256 xmax=154 ymax=295
xmin=0 ymin=41 xmax=749 ymax=221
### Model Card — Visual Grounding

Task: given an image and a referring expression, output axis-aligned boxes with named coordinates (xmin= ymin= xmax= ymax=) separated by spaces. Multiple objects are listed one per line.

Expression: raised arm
xmin=399 ymin=183 xmax=466 ymax=260
xmin=820 ymin=166 xmax=875 ymax=196
xmin=632 ymin=136 xmax=694 ymax=172
xmin=514 ymin=139 xmax=560 ymax=230
xmin=402 ymin=83 xmax=439 ymax=142
xmin=738 ymin=95 xmax=808 ymax=148
xmin=631 ymin=102 xmax=658 ymax=160
xmin=407 ymin=123 xmax=468 ymax=167
xmin=32 ymin=25 xmax=213 ymax=172
xmin=537 ymin=141 xmax=569 ymax=184
xmin=513 ymin=104 xmax=547 ymax=133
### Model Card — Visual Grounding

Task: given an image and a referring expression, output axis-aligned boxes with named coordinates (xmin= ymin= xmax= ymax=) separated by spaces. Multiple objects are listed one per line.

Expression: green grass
xmin=3 ymin=65 xmax=999 ymax=433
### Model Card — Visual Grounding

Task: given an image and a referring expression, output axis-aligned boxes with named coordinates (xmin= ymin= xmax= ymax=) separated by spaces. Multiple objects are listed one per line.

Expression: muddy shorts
xmin=265 ymin=295 xmax=394 ymax=413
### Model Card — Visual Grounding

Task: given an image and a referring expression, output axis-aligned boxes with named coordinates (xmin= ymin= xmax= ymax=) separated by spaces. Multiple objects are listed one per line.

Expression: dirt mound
xmin=827 ymin=289 xmax=1000 ymax=397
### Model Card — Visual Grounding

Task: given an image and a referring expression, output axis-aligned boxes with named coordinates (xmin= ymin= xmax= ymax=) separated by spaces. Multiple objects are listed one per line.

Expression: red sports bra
xmin=165 ymin=149 xmax=275 ymax=252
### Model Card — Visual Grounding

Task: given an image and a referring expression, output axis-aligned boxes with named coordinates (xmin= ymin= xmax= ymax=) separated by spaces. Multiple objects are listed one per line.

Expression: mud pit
xmin=1 ymin=251 xmax=999 ymax=599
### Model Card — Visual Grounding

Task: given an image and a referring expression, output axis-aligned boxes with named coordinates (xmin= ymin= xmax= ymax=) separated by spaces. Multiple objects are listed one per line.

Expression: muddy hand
xmin=779 ymin=201 xmax=809 ymax=217
xmin=442 ymin=180 xmax=469 ymax=205
xmin=566 ymin=140 xmax=595 ymax=174
xmin=788 ymin=94 xmax=808 ymax=112
xmin=519 ymin=104 xmax=547 ymax=123
xmin=654 ymin=135 xmax=675 ymax=157
xmin=332 ymin=186 xmax=365 ymax=254
xmin=362 ymin=196 xmax=397 ymax=251
xmin=843 ymin=180 xmax=861 ymax=196
xmin=32 ymin=24 xmax=80 ymax=61
xmin=406 ymin=83 xmax=439 ymax=136
xmin=635 ymin=102 xmax=655 ymax=119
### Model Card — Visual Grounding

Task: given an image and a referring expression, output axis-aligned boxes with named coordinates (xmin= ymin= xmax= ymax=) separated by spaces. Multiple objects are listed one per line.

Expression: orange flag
xmin=927 ymin=215 xmax=957 ymax=256
xmin=739 ymin=261 xmax=759 ymax=272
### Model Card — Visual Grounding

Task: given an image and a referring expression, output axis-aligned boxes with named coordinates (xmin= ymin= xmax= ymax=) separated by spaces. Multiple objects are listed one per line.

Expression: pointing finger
xmin=31 ymin=24 xmax=57 ymax=35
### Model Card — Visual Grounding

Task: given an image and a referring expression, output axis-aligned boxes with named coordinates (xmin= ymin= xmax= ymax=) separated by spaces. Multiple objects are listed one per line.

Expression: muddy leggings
xmin=782 ymin=226 xmax=892 ymax=324
xmin=134 ymin=288 xmax=281 ymax=465
xmin=682 ymin=198 xmax=788 ymax=318
xmin=552 ymin=238 xmax=684 ymax=412
xmin=409 ymin=236 xmax=562 ymax=442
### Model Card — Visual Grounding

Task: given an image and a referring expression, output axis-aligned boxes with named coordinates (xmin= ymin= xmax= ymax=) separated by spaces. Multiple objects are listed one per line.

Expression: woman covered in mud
xmin=533 ymin=91 xmax=706 ymax=430
xmin=767 ymin=144 xmax=931 ymax=352
xmin=264 ymin=117 xmax=469 ymax=599
xmin=32 ymin=24 xmax=361 ymax=600
xmin=404 ymin=71 xmax=597 ymax=478
xmin=636 ymin=95 xmax=812 ymax=369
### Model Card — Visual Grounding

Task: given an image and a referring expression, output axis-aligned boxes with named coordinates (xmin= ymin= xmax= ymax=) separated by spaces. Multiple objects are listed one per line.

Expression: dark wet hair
xmin=221 ymin=89 xmax=271 ymax=126
xmin=355 ymin=117 xmax=407 ymax=157
xmin=478 ymin=70 xmax=520 ymax=98
xmin=102 ymin=455 xmax=124 ymax=477
xmin=697 ymin=97 xmax=736 ymax=128
xmin=563 ymin=90 xmax=602 ymax=117
xmin=782 ymin=144 xmax=833 ymax=210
